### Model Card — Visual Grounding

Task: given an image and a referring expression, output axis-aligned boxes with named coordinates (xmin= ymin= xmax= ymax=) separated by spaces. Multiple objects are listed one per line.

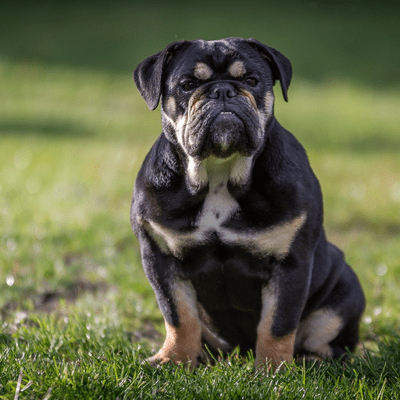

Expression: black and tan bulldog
xmin=131 ymin=37 xmax=365 ymax=368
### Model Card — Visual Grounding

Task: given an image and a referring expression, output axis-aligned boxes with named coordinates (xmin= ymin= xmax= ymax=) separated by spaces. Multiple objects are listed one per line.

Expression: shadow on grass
xmin=0 ymin=119 xmax=93 ymax=137
xmin=346 ymin=136 xmax=400 ymax=154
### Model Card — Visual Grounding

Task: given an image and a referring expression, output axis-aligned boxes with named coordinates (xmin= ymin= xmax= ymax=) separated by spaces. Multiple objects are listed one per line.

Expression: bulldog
xmin=131 ymin=37 xmax=365 ymax=368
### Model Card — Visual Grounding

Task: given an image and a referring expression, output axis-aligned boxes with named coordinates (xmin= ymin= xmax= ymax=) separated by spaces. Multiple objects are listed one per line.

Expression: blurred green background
xmin=1 ymin=0 xmax=400 ymax=343
xmin=2 ymin=0 xmax=399 ymax=85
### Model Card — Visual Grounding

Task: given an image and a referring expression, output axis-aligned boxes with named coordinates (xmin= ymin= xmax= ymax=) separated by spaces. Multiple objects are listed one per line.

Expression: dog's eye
xmin=245 ymin=77 xmax=258 ymax=87
xmin=181 ymin=81 xmax=197 ymax=91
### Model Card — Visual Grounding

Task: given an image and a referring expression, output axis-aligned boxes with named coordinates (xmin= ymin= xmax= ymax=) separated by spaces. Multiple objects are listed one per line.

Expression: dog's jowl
xmin=131 ymin=38 xmax=365 ymax=368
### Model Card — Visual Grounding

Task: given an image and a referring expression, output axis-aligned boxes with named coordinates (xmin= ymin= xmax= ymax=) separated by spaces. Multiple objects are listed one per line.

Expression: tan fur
xmin=222 ymin=212 xmax=307 ymax=259
xmin=194 ymin=62 xmax=213 ymax=80
xmin=143 ymin=210 xmax=306 ymax=259
xmin=295 ymin=308 xmax=343 ymax=358
xmin=255 ymin=331 xmax=296 ymax=368
xmin=265 ymin=91 xmax=274 ymax=119
xmin=165 ymin=96 xmax=177 ymax=117
xmin=239 ymin=88 xmax=257 ymax=110
xmin=147 ymin=281 xmax=202 ymax=367
xmin=228 ymin=61 xmax=246 ymax=78
xmin=255 ymin=285 xmax=296 ymax=368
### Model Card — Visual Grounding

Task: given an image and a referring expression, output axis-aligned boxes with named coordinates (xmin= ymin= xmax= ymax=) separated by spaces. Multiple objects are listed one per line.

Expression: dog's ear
xmin=245 ymin=38 xmax=292 ymax=102
xmin=133 ymin=41 xmax=189 ymax=110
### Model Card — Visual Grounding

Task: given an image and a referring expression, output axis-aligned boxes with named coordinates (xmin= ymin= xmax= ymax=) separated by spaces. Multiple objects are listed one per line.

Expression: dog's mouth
xmin=206 ymin=112 xmax=245 ymax=157
xmin=200 ymin=109 xmax=258 ymax=159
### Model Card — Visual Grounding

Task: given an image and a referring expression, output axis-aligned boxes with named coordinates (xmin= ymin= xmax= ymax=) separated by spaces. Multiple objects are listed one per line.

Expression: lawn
xmin=1 ymin=1 xmax=400 ymax=398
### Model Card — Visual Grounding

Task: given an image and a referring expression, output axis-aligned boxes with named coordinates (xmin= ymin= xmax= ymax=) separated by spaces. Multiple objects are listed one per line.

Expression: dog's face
xmin=134 ymin=38 xmax=292 ymax=161
xmin=161 ymin=40 xmax=275 ymax=160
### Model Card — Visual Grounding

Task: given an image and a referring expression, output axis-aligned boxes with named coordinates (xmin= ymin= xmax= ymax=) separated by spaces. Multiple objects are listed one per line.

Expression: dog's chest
xmin=196 ymin=171 xmax=239 ymax=233
xmin=146 ymin=165 xmax=306 ymax=259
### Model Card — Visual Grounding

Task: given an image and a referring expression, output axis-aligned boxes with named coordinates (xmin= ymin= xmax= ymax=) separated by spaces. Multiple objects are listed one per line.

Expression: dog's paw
xmin=143 ymin=352 xmax=200 ymax=369
xmin=143 ymin=355 xmax=164 ymax=367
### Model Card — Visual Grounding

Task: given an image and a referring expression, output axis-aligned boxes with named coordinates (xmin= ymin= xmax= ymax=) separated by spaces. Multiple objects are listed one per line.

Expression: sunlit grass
xmin=276 ymin=79 xmax=400 ymax=151
xmin=2 ymin=313 xmax=400 ymax=399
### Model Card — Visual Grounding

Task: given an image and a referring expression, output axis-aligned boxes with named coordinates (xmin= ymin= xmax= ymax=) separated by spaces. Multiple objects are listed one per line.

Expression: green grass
xmin=2 ymin=318 xmax=400 ymax=399
xmin=2 ymin=316 xmax=400 ymax=399
xmin=1 ymin=1 xmax=400 ymax=398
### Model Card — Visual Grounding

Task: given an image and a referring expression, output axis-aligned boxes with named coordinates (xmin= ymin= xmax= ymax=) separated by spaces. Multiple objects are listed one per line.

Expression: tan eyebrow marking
xmin=228 ymin=61 xmax=246 ymax=78
xmin=193 ymin=63 xmax=214 ymax=80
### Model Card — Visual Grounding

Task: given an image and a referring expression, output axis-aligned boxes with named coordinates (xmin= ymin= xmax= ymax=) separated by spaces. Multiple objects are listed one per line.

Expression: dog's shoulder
xmin=131 ymin=133 xmax=205 ymax=234
xmin=136 ymin=133 xmax=182 ymax=191
xmin=223 ymin=120 xmax=324 ymax=236
xmin=260 ymin=120 xmax=315 ymax=176
xmin=131 ymin=134 xmax=179 ymax=229
xmin=253 ymin=120 xmax=321 ymax=202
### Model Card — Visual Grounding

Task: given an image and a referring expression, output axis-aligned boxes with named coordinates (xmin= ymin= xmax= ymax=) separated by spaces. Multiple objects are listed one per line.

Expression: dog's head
xmin=134 ymin=38 xmax=292 ymax=161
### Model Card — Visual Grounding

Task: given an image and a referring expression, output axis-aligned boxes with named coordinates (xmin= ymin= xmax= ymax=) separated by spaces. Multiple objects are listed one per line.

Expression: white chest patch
xmin=143 ymin=156 xmax=307 ymax=259
xmin=145 ymin=161 xmax=239 ymax=256
xmin=196 ymin=167 xmax=239 ymax=231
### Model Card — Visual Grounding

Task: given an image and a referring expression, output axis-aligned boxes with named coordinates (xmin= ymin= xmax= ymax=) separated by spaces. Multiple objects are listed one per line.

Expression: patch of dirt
xmin=1 ymin=279 xmax=110 ymax=317
xmin=1 ymin=252 xmax=162 ymax=347
xmin=131 ymin=321 xmax=163 ymax=343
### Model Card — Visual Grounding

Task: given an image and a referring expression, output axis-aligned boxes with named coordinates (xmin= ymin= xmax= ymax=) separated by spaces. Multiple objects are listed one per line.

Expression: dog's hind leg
xmin=295 ymin=246 xmax=365 ymax=361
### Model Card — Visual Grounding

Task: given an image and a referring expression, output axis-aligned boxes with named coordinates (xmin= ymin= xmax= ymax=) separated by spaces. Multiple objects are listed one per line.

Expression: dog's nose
xmin=208 ymin=82 xmax=238 ymax=99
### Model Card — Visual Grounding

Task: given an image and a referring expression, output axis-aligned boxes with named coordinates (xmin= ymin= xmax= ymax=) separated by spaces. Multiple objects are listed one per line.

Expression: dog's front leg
xmin=147 ymin=278 xmax=202 ymax=367
xmin=255 ymin=256 xmax=311 ymax=369
xmin=138 ymin=230 xmax=202 ymax=367
xmin=255 ymin=284 xmax=297 ymax=369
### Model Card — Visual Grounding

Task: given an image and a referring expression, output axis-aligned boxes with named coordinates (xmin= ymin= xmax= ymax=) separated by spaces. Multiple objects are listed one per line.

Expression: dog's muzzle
xmin=207 ymin=111 xmax=245 ymax=158
xmin=201 ymin=82 xmax=251 ymax=159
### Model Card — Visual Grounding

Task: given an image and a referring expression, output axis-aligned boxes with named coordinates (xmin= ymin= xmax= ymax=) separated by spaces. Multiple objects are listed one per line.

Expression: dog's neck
xmin=185 ymin=154 xmax=254 ymax=194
